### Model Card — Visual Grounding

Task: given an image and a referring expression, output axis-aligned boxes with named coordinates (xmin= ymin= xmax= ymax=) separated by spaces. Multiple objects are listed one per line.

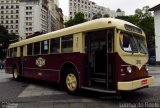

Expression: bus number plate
xmin=141 ymin=79 xmax=147 ymax=85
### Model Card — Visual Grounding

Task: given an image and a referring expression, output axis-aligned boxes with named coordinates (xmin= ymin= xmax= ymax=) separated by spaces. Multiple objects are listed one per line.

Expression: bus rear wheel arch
xmin=60 ymin=63 xmax=80 ymax=94
xmin=12 ymin=66 xmax=20 ymax=80
xmin=64 ymin=68 xmax=79 ymax=94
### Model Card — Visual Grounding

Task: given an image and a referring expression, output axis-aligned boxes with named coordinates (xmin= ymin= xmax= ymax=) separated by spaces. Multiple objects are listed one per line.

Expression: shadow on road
xmin=13 ymin=77 xmax=157 ymax=103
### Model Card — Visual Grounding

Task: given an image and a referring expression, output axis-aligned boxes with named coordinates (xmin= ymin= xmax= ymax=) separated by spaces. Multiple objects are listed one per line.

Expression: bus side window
xmin=61 ymin=35 xmax=73 ymax=53
xmin=7 ymin=49 xmax=10 ymax=58
xmin=34 ymin=42 xmax=40 ymax=55
xmin=27 ymin=43 xmax=33 ymax=55
xmin=13 ymin=47 xmax=17 ymax=57
xmin=50 ymin=38 xmax=60 ymax=53
xmin=10 ymin=48 xmax=13 ymax=58
xmin=41 ymin=40 xmax=49 ymax=54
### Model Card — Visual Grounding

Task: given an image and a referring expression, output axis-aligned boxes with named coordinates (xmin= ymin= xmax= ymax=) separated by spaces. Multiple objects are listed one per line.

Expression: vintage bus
xmin=5 ymin=18 xmax=154 ymax=94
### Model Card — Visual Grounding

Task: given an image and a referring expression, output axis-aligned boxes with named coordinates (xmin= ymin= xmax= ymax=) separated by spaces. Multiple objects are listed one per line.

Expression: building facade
xmin=69 ymin=0 xmax=125 ymax=20
xmin=0 ymin=0 xmax=63 ymax=38
xmin=19 ymin=0 xmax=49 ymax=37
xmin=149 ymin=4 xmax=160 ymax=64
xmin=48 ymin=0 xmax=63 ymax=30
xmin=0 ymin=0 xmax=19 ymax=35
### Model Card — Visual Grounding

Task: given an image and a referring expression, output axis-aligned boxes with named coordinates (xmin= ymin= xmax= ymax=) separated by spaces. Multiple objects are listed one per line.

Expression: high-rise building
xmin=19 ymin=0 xmax=49 ymax=37
xmin=0 ymin=0 xmax=20 ymax=35
xmin=0 ymin=0 xmax=63 ymax=38
xmin=69 ymin=0 xmax=125 ymax=20
xmin=48 ymin=0 xmax=63 ymax=30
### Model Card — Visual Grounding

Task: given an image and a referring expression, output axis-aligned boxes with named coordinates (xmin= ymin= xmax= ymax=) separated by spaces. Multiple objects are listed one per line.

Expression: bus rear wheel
xmin=65 ymin=69 xmax=79 ymax=94
xmin=13 ymin=67 xmax=20 ymax=80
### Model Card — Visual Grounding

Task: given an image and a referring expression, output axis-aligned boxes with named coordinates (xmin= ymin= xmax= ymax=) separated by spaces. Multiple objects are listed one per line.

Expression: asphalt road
xmin=0 ymin=67 xmax=160 ymax=108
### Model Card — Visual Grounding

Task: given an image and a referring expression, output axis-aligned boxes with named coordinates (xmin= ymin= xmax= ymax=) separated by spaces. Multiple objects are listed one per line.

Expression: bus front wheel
xmin=65 ymin=69 xmax=79 ymax=94
xmin=13 ymin=67 xmax=20 ymax=80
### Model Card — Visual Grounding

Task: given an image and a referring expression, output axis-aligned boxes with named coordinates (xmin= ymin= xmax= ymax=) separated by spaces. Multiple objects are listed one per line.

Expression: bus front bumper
xmin=118 ymin=76 xmax=155 ymax=91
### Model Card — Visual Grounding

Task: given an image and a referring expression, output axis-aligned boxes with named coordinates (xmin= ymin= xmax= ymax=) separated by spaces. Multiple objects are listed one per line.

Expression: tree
xmin=103 ymin=14 xmax=110 ymax=18
xmin=0 ymin=25 xmax=19 ymax=59
xmin=116 ymin=6 xmax=155 ymax=50
xmin=92 ymin=12 xmax=102 ymax=19
xmin=64 ymin=12 xmax=87 ymax=27
xmin=116 ymin=8 xmax=122 ymax=12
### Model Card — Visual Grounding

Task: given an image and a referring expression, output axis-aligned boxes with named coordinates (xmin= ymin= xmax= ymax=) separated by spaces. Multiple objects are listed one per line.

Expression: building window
xmin=26 ymin=6 xmax=32 ymax=10
xmin=61 ymin=35 xmax=73 ymax=53
xmin=41 ymin=40 xmax=49 ymax=54
xmin=50 ymin=38 xmax=60 ymax=53
xmin=16 ymin=10 xmax=18 ymax=13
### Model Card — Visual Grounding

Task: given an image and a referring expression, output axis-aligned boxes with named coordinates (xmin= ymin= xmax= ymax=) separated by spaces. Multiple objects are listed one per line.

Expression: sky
xmin=59 ymin=0 xmax=160 ymax=16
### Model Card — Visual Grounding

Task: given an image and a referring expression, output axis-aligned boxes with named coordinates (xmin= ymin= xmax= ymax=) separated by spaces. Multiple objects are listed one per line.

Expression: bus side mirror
xmin=123 ymin=35 xmax=130 ymax=48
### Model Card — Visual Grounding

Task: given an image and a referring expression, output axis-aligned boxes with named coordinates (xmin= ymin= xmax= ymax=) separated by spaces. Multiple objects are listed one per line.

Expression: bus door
xmin=85 ymin=29 xmax=114 ymax=90
xmin=20 ymin=46 xmax=24 ymax=76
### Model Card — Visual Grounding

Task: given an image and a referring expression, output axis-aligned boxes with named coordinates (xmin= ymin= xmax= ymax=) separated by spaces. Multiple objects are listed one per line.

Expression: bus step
xmin=92 ymin=73 xmax=106 ymax=79
xmin=81 ymin=87 xmax=116 ymax=93
xmin=92 ymin=72 xmax=106 ymax=76
xmin=91 ymin=78 xmax=106 ymax=83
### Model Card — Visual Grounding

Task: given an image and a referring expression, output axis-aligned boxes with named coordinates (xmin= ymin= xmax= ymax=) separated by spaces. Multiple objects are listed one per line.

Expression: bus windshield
xmin=119 ymin=32 xmax=148 ymax=54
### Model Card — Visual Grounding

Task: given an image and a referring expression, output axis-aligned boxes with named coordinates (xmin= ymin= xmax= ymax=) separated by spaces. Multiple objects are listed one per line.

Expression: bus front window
xmin=119 ymin=32 xmax=148 ymax=54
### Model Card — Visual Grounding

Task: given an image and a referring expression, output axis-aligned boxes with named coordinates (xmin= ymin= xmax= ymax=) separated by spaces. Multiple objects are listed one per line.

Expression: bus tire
xmin=13 ymin=67 xmax=20 ymax=80
xmin=64 ymin=68 xmax=79 ymax=94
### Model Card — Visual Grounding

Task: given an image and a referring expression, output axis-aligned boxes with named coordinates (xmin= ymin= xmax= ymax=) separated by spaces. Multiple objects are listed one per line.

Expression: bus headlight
xmin=127 ymin=66 xmax=132 ymax=74
xmin=145 ymin=65 xmax=149 ymax=71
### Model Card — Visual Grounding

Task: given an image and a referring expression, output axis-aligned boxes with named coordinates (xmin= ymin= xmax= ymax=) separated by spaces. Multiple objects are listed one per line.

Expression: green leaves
xmin=0 ymin=25 xmax=19 ymax=59
xmin=64 ymin=12 xmax=87 ymax=27
xmin=116 ymin=6 xmax=155 ymax=49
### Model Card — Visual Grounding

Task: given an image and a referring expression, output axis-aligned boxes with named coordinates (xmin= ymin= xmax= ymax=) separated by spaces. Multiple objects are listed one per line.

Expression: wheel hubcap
xmin=14 ymin=69 xmax=18 ymax=79
xmin=66 ymin=73 xmax=77 ymax=91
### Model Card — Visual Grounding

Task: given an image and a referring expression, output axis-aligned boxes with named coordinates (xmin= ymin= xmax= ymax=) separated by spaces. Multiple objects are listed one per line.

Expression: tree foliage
xmin=92 ymin=12 xmax=102 ymax=19
xmin=116 ymin=7 xmax=155 ymax=49
xmin=0 ymin=25 xmax=19 ymax=60
xmin=103 ymin=14 xmax=110 ymax=18
xmin=116 ymin=8 xmax=122 ymax=12
xmin=64 ymin=12 xmax=87 ymax=27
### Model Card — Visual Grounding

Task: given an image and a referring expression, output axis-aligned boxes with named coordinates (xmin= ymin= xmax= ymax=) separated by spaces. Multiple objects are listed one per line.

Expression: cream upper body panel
xmin=116 ymin=31 xmax=148 ymax=69
xmin=9 ymin=18 xmax=145 ymax=49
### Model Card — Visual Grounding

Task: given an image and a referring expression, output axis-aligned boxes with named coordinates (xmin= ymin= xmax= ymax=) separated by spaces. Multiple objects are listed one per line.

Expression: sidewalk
xmin=148 ymin=65 xmax=160 ymax=74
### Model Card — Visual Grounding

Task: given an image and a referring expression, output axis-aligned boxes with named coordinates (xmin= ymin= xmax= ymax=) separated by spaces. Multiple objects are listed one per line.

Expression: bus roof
xmin=9 ymin=18 xmax=145 ymax=48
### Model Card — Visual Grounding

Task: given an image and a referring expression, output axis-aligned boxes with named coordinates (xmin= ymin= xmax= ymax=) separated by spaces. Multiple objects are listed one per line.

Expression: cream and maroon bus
xmin=5 ymin=18 xmax=154 ymax=94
